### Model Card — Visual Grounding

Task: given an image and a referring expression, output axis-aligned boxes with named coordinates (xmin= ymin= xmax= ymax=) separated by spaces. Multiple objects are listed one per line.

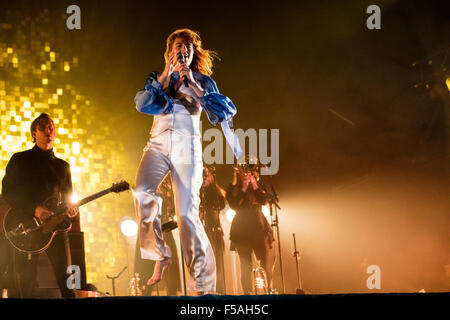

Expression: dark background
xmin=2 ymin=0 xmax=448 ymax=188
xmin=1 ymin=0 xmax=449 ymax=293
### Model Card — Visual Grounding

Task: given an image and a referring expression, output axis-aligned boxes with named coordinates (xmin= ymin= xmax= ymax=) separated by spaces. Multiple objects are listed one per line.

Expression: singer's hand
xmin=158 ymin=52 xmax=179 ymax=83
xmin=176 ymin=63 xmax=204 ymax=97
xmin=179 ymin=65 xmax=195 ymax=85
xmin=168 ymin=54 xmax=180 ymax=77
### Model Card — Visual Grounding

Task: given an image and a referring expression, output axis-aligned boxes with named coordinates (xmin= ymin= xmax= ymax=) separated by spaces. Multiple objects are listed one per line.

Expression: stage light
xmin=0 ymin=15 xmax=132 ymax=294
xmin=226 ymin=208 xmax=236 ymax=223
xmin=262 ymin=205 xmax=270 ymax=220
xmin=446 ymin=77 xmax=450 ymax=91
xmin=71 ymin=193 xmax=80 ymax=204
xmin=72 ymin=142 xmax=80 ymax=154
xmin=120 ymin=217 xmax=138 ymax=238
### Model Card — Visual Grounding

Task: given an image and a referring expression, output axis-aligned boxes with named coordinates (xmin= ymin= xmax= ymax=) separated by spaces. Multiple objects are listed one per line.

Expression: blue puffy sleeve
xmin=199 ymin=76 xmax=237 ymax=128
xmin=199 ymin=75 xmax=243 ymax=158
xmin=134 ymin=72 xmax=173 ymax=115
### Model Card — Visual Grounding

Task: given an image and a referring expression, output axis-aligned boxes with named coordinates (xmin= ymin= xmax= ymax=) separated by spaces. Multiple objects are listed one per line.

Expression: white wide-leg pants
xmin=132 ymin=130 xmax=216 ymax=292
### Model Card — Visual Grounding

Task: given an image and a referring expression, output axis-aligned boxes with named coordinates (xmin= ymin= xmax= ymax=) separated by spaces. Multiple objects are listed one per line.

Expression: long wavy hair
xmin=164 ymin=28 xmax=219 ymax=76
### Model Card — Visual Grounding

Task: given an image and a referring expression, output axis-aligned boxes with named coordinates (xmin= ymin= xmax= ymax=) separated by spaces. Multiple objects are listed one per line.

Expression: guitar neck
xmin=77 ymin=188 xmax=112 ymax=207
xmin=56 ymin=188 xmax=112 ymax=215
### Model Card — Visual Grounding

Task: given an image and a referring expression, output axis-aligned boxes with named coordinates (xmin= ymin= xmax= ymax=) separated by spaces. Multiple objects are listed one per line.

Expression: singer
xmin=132 ymin=28 xmax=240 ymax=295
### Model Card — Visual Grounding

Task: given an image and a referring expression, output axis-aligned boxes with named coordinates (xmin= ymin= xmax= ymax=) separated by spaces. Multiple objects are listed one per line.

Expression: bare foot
xmin=147 ymin=258 xmax=172 ymax=286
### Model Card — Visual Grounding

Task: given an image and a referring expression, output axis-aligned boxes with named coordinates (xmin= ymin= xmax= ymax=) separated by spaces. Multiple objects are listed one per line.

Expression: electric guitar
xmin=2 ymin=181 xmax=130 ymax=254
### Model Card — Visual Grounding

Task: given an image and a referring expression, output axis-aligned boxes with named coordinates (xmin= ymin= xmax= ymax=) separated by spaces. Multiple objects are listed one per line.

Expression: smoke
xmin=275 ymin=170 xmax=449 ymax=293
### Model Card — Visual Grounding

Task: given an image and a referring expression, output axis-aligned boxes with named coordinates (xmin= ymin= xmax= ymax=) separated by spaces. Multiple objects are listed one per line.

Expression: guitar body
xmin=2 ymin=181 xmax=129 ymax=254
xmin=3 ymin=209 xmax=71 ymax=254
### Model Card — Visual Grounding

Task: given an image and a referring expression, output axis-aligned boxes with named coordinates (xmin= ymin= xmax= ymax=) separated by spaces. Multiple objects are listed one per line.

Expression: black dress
xmin=226 ymin=183 xmax=273 ymax=252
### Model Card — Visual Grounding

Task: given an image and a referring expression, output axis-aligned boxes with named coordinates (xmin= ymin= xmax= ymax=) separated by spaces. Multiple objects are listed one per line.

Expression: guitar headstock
xmin=110 ymin=181 xmax=130 ymax=193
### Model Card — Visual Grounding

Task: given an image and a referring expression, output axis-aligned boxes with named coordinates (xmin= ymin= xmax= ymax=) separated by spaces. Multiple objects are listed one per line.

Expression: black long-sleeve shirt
xmin=2 ymin=145 xmax=73 ymax=220
xmin=226 ymin=183 xmax=267 ymax=210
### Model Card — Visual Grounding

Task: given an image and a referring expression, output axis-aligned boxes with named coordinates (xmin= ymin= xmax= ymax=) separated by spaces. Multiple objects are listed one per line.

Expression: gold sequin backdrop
xmin=0 ymin=10 xmax=135 ymax=295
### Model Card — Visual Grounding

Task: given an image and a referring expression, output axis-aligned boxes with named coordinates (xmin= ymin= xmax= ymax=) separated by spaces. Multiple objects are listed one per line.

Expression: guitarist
xmin=1 ymin=113 xmax=79 ymax=298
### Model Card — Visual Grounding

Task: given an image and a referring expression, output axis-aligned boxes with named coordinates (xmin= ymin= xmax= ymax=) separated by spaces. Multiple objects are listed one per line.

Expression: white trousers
xmin=132 ymin=130 xmax=216 ymax=292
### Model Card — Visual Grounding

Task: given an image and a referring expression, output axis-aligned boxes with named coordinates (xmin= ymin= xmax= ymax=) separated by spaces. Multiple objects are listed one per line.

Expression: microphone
xmin=177 ymin=52 xmax=189 ymax=87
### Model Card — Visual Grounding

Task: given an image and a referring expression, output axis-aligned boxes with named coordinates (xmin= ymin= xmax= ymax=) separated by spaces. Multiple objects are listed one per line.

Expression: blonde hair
xmin=164 ymin=28 xmax=219 ymax=76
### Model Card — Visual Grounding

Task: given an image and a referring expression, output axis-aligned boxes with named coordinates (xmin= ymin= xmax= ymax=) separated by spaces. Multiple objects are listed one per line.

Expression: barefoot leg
xmin=147 ymin=258 xmax=172 ymax=286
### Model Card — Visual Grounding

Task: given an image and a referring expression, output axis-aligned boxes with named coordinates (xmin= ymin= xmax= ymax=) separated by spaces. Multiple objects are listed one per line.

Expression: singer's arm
xmin=190 ymin=80 xmax=205 ymax=98
xmin=156 ymin=68 xmax=170 ymax=86
xmin=134 ymin=72 xmax=173 ymax=115
xmin=198 ymin=75 xmax=237 ymax=126
xmin=179 ymin=65 xmax=205 ymax=98
xmin=157 ymin=51 xmax=177 ymax=86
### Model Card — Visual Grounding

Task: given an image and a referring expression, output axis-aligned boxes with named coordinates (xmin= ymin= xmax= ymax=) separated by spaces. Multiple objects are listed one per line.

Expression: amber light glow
xmin=0 ymin=11 xmax=135 ymax=295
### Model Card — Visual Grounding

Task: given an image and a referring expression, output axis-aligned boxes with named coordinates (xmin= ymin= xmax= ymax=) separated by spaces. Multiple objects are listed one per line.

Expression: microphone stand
xmin=106 ymin=266 xmax=127 ymax=296
xmin=292 ymin=233 xmax=305 ymax=294
xmin=264 ymin=179 xmax=285 ymax=294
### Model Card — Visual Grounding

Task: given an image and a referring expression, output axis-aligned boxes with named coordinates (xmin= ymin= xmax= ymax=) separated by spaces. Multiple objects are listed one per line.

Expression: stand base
xmin=296 ymin=289 xmax=306 ymax=295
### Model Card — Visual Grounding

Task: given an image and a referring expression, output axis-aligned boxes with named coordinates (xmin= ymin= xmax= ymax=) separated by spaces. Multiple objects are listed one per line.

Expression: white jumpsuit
xmin=133 ymin=81 xmax=216 ymax=292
